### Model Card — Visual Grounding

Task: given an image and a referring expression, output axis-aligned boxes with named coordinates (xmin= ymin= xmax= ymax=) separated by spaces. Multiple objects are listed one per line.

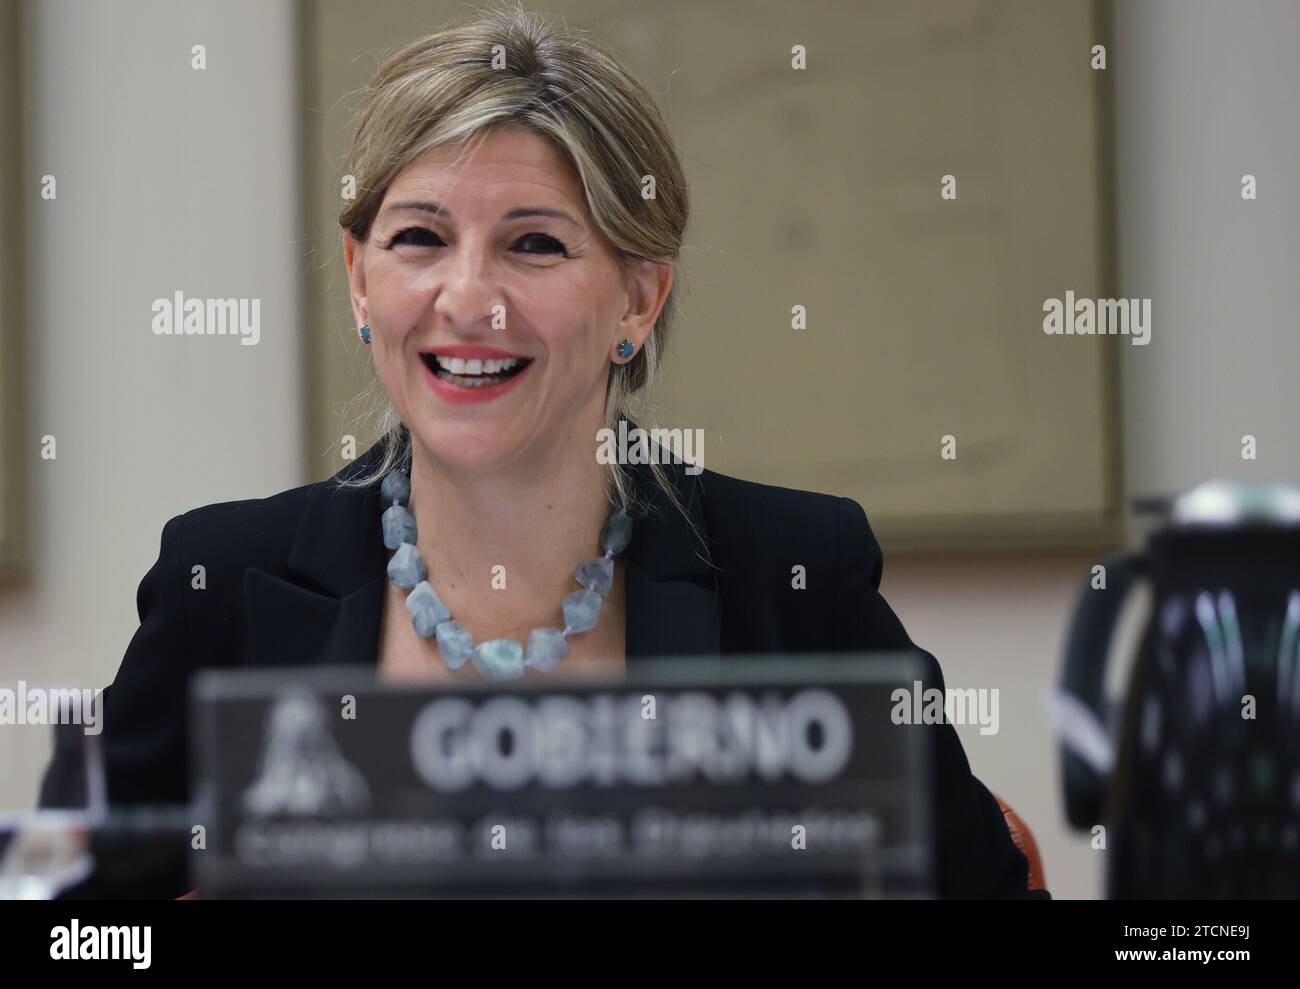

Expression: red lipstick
xmin=419 ymin=346 xmax=534 ymax=406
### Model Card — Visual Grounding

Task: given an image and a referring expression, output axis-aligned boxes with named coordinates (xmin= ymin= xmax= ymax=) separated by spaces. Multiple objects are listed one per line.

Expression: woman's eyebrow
xmin=385 ymin=201 xmax=579 ymax=227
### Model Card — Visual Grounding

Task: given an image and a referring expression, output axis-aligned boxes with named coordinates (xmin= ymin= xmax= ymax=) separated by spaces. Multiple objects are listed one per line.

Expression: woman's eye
xmin=389 ymin=227 xmax=442 ymax=248
xmin=514 ymin=233 xmax=566 ymax=256
xmin=386 ymin=228 xmax=565 ymax=256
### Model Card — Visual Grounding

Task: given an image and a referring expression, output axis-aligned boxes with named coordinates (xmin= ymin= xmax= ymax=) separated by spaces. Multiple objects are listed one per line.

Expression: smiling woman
xmin=329 ymin=12 xmax=692 ymax=686
xmin=336 ymin=5 xmax=688 ymax=498
xmin=37 ymin=2 xmax=1042 ymax=900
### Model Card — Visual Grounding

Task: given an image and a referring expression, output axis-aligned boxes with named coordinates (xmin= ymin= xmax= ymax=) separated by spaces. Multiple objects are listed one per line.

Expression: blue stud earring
xmin=616 ymin=339 xmax=634 ymax=360
xmin=359 ymin=323 xmax=371 ymax=345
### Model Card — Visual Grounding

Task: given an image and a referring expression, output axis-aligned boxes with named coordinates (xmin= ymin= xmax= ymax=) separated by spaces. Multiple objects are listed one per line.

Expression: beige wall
xmin=0 ymin=2 xmax=26 ymax=576
xmin=1115 ymin=0 xmax=1300 ymax=495
xmin=0 ymin=0 xmax=306 ymax=810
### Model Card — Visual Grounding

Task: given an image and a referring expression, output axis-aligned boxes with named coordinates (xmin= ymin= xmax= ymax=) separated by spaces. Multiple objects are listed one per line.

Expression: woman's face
xmin=344 ymin=125 xmax=670 ymax=477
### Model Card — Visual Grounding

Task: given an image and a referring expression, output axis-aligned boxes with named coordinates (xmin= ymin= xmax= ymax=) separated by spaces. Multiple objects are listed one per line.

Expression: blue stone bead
xmin=562 ymin=588 xmax=602 ymax=634
xmin=435 ymin=620 xmax=474 ymax=670
xmin=382 ymin=504 xmax=417 ymax=550
xmin=600 ymin=511 xmax=633 ymax=555
xmin=387 ymin=542 xmax=426 ymax=588
xmin=473 ymin=638 xmax=525 ymax=680
xmin=574 ymin=556 xmax=614 ymax=595
xmin=380 ymin=469 xmax=410 ymax=506
xmin=524 ymin=627 xmax=569 ymax=672
xmin=405 ymin=580 xmax=450 ymax=638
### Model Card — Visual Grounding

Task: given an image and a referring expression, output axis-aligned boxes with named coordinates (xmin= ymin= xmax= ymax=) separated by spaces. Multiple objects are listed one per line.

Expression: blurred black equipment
xmin=1056 ymin=479 xmax=1300 ymax=897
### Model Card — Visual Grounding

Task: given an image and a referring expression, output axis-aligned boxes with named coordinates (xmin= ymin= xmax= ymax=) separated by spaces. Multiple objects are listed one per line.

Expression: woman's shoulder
xmin=695 ymin=467 xmax=877 ymax=547
xmin=171 ymin=439 xmax=390 ymax=561
xmin=154 ymin=466 xmax=373 ymax=599
xmin=670 ymin=465 xmax=883 ymax=595
xmin=697 ymin=466 xmax=843 ymax=510
xmin=167 ymin=478 xmax=319 ymax=564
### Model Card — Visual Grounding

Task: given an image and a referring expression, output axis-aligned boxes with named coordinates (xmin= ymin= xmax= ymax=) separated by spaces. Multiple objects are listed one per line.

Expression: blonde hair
xmin=335 ymin=1 xmax=692 ymax=525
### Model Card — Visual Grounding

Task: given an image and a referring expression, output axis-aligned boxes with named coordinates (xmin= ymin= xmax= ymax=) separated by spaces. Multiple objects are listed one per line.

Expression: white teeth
xmin=428 ymin=353 xmax=529 ymax=389
xmin=433 ymin=354 xmax=524 ymax=375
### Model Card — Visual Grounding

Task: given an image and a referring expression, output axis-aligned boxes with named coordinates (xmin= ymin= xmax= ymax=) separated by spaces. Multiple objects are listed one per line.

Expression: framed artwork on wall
xmin=300 ymin=0 xmax=1120 ymax=553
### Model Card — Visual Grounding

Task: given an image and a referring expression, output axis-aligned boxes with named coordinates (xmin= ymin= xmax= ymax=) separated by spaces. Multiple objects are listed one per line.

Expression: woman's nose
xmin=432 ymin=244 xmax=502 ymax=328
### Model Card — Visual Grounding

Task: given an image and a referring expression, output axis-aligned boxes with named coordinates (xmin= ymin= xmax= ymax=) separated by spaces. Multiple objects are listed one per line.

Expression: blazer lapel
xmin=622 ymin=455 xmax=722 ymax=669
xmin=243 ymin=427 xmax=722 ymax=672
xmin=244 ymin=571 xmax=386 ymax=669
xmin=244 ymin=439 xmax=391 ymax=669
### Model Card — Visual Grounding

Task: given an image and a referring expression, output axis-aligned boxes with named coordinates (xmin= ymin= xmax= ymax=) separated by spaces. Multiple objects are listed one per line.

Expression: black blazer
xmin=40 ymin=432 xmax=1036 ymax=898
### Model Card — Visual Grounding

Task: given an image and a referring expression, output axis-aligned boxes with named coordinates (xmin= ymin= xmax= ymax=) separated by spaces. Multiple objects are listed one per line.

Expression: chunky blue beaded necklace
xmin=378 ymin=468 xmax=632 ymax=680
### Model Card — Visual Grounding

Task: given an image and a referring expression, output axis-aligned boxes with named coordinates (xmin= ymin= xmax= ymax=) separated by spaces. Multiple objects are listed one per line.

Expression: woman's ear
xmin=613 ymin=259 xmax=673 ymax=360
xmin=342 ymin=231 xmax=369 ymax=329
